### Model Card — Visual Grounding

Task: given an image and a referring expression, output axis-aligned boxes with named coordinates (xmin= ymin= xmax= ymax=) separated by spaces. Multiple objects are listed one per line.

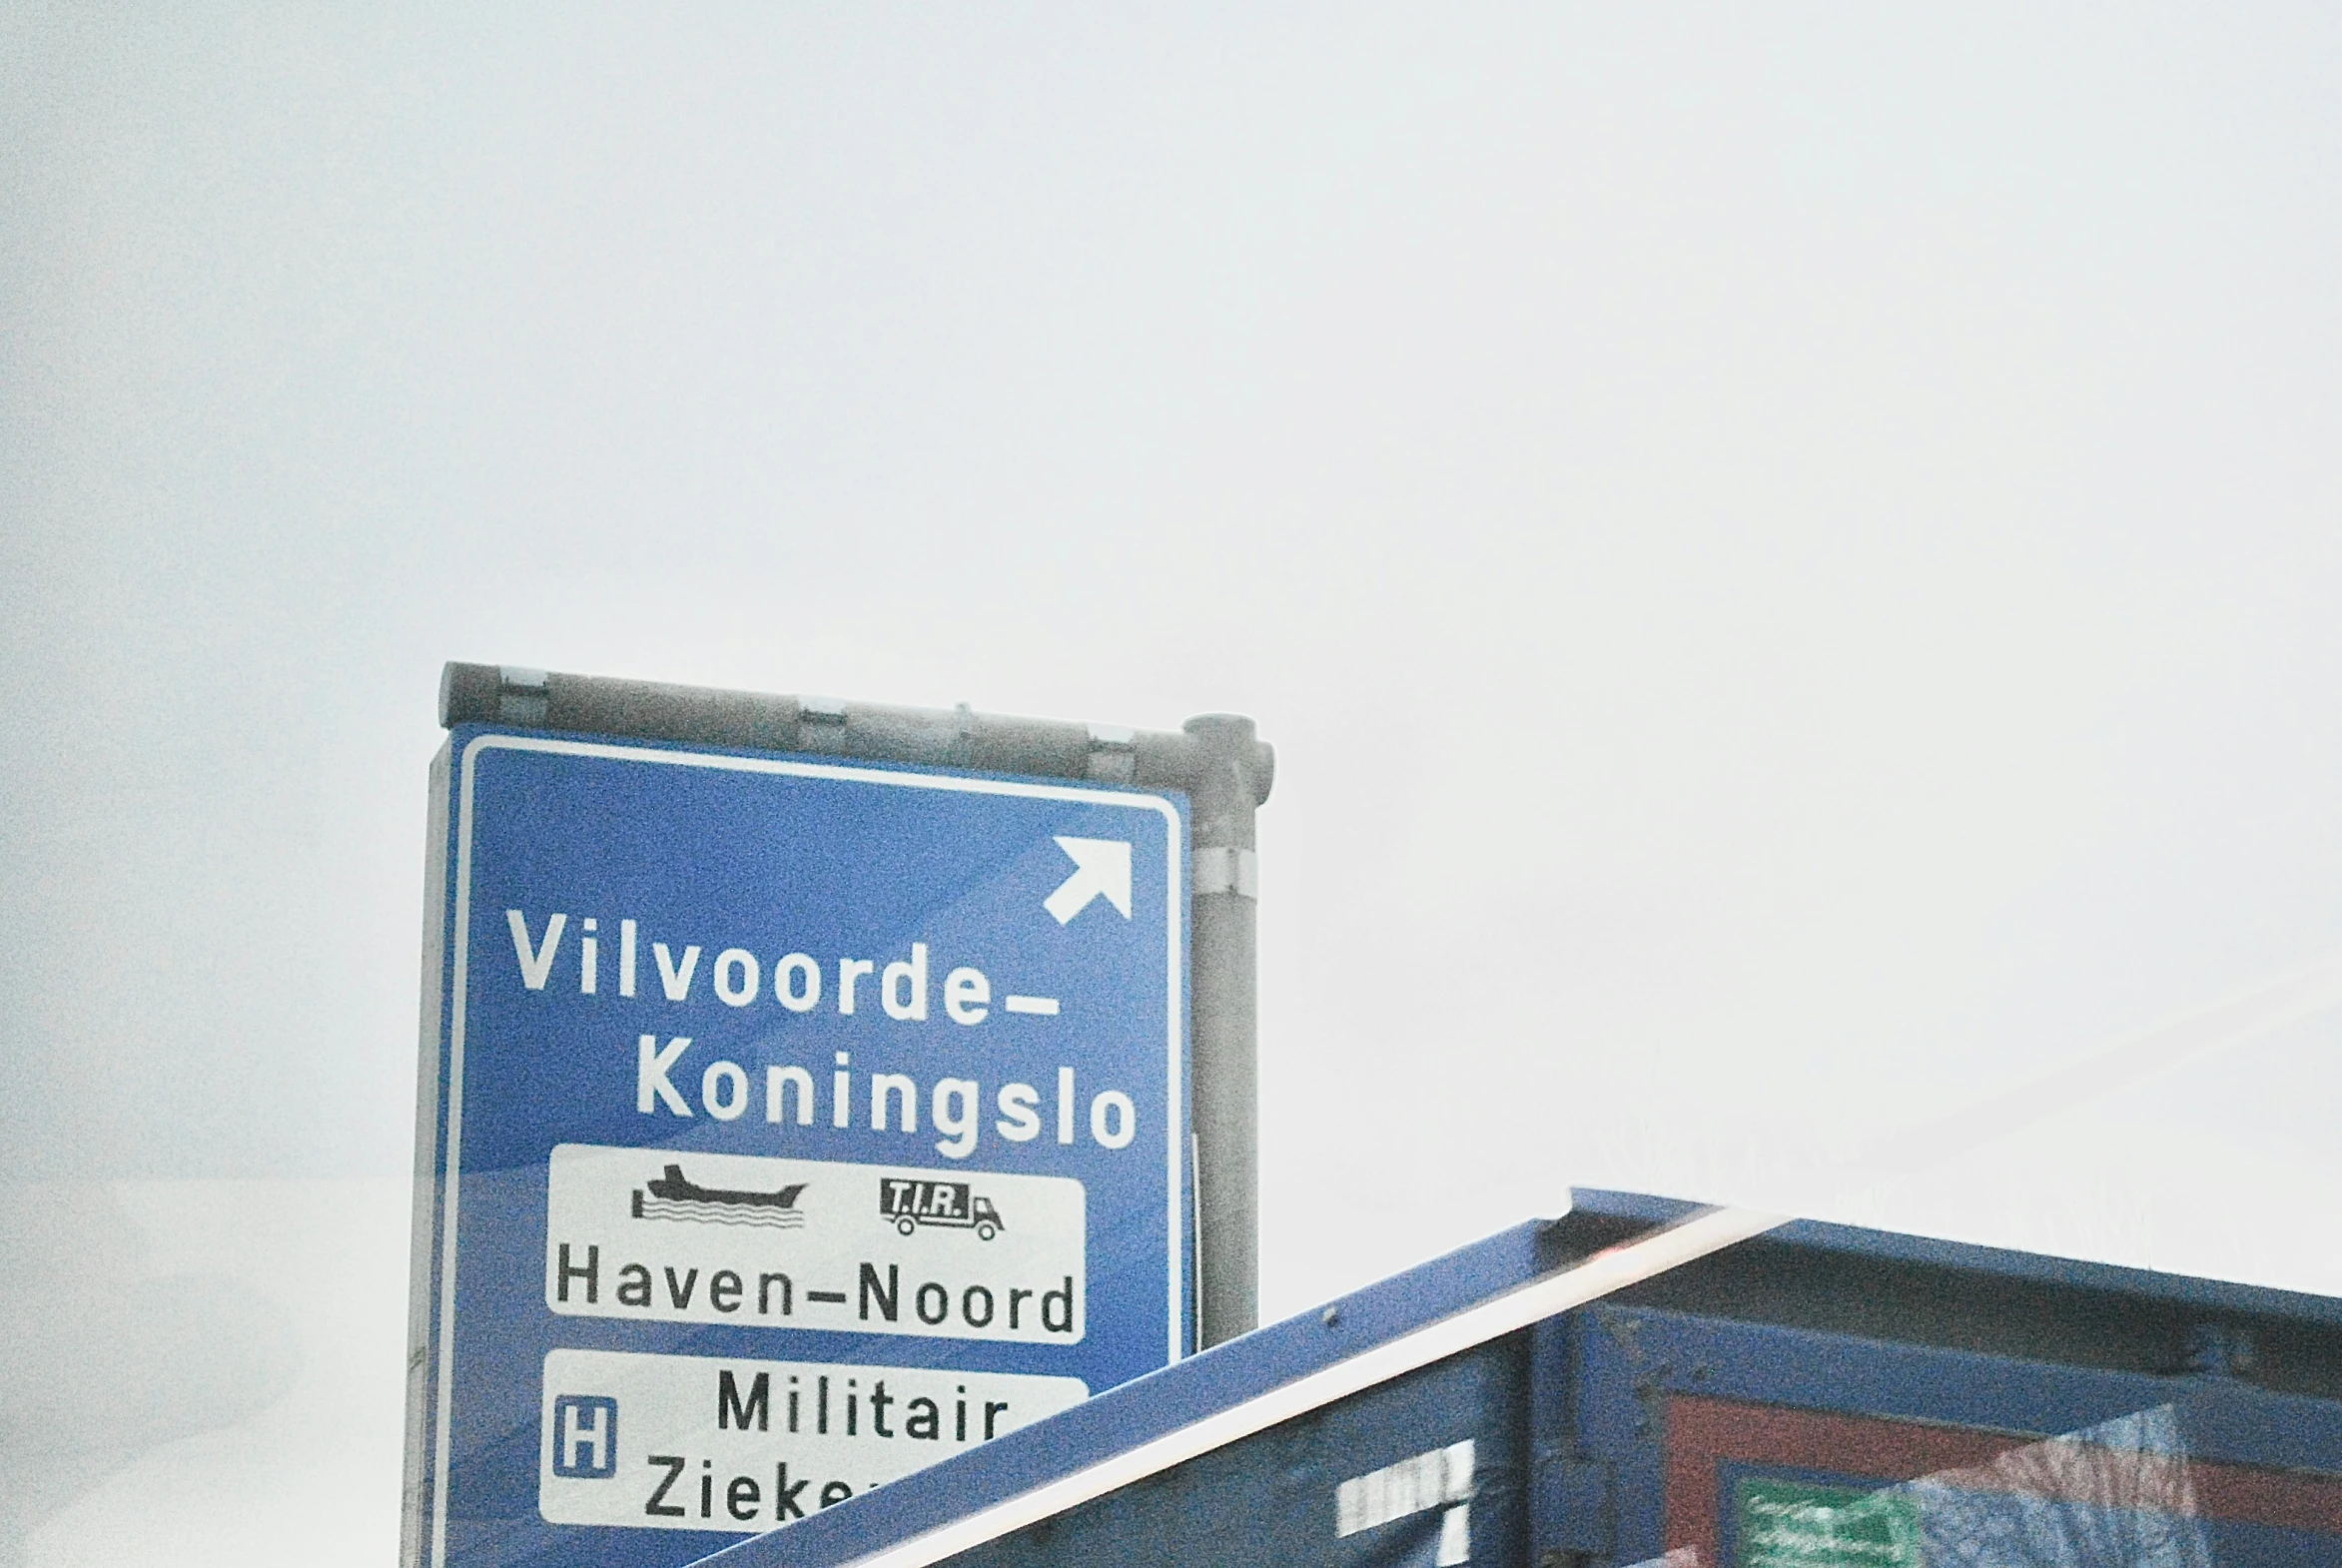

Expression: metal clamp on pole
xmin=1190 ymin=848 xmax=1258 ymax=900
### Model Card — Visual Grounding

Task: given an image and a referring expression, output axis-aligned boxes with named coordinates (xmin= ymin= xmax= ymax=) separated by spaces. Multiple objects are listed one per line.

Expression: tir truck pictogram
xmin=879 ymin=1178 xmax=1004 ymax=1240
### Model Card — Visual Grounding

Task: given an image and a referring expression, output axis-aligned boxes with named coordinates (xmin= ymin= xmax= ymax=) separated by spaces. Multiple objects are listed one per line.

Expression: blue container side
xmin=690 ymin=1219 xmax=1561 ymax=1568
xmin=687 ymin=1192 xmax=2342 ymax=1568
xmin=1565 ymin=1302 xmax=2342 ymax=1568
xmin=947 ymin=1339 xmax=1526 ymax=1568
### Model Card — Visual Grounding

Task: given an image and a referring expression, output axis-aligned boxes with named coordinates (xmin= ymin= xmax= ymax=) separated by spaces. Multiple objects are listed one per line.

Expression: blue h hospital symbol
xmin=551 ymin=1395 xmax=619 ymax=1479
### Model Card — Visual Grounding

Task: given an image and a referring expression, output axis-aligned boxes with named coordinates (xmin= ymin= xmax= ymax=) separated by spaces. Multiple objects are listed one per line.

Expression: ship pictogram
xmin=631 ymin=1165 xmax=808 ymax=1228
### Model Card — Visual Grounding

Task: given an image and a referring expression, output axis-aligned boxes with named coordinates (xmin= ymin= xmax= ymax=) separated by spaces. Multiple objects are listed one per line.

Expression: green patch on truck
xmin=1736 ymin=1476 xmax=1922 ymax=1568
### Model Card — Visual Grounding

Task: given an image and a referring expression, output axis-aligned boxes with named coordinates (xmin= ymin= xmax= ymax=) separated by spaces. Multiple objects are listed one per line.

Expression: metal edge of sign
xmin=425 ymin=728 xmax=1192 ymax=1568
xmin=686 ymin=1206 xmax=1789 ymax=1568
xmin=400 ymin=738 xmax=454 ymax=1568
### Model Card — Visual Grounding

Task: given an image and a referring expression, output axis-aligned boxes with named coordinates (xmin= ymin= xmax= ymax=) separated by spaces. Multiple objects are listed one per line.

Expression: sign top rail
xmin=439 ymin=662 xmax=1273 ymax=803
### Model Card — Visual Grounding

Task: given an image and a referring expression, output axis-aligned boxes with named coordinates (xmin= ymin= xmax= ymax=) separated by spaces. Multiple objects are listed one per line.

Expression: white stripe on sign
xmin=1003 ymin=996 xmax=1060 ymax=1016
xmin=828 ymin=1204 xmax=1786 ymax=1568
xmin=1336 ymin=1440 xmax=1474 ymax=1537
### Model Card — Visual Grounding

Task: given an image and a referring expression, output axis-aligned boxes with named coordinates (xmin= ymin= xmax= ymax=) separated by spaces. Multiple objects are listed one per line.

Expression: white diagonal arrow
xmin=1044 ymin=837 xmax=1132 ymax=924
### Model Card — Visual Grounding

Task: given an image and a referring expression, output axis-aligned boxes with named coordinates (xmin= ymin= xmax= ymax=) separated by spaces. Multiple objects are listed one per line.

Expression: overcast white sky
xmin=6 ymin=4 xmax=2342 ymax=1563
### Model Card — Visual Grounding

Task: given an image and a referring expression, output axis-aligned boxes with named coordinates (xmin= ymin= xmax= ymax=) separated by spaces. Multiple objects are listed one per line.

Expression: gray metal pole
xmin=1183 ymin=714 xmax=1263 ymax=1346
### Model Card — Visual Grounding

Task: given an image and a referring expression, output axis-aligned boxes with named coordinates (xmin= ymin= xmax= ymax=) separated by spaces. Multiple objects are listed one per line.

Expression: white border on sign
xmin=429 ymin=733 xmax=1188 ymax=1568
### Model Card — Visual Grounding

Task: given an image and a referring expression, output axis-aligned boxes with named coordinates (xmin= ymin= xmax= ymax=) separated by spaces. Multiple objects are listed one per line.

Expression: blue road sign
xmin=406 ymin=727 xmax=1189 ymax=1568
